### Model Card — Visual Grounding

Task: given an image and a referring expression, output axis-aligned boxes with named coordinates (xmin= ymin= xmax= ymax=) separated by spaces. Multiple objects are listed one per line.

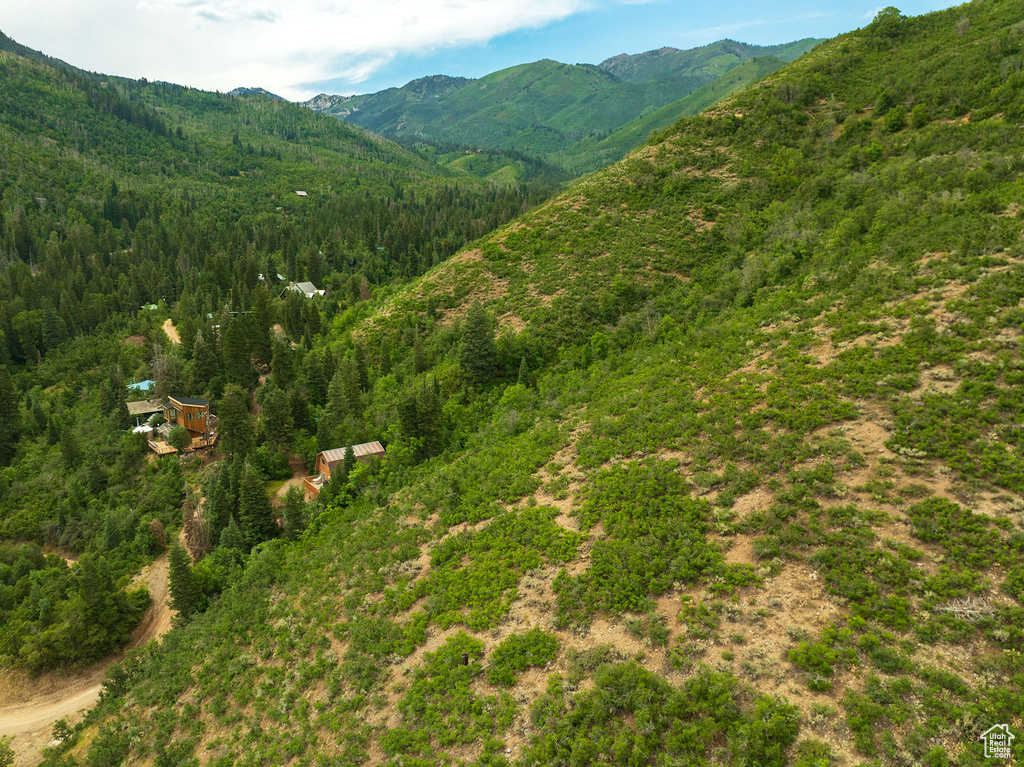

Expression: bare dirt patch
xmin=0 ymin=553 xmax=176 ymax=767
xmin=162 ymin=318 xmax=180 ymax=344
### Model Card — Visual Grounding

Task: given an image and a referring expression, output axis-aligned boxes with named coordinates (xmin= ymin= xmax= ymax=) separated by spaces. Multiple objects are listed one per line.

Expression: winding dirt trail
xmin=162 ymin=318 xmax=180 ymax=344
xmin=0 ymin=547 xmax=177 ymax=767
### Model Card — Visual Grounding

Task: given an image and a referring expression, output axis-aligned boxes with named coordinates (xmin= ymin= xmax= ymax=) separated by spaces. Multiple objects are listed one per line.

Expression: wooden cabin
xmin=162 ymin=396 xmax=210 ymax=437
xmin=303 ymin=441 xmax=385 ymax=498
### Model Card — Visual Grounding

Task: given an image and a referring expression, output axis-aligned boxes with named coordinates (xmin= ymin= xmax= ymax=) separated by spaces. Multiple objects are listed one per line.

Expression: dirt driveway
xmin=0 ymin=550 xmax=176 ymax=766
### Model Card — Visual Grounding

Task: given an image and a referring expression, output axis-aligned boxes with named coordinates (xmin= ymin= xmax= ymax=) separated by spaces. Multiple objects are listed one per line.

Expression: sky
xmin=2 ymin=0 xmax=965 ymax=101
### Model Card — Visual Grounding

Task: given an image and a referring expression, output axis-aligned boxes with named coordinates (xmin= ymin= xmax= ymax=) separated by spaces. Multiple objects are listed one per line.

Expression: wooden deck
xmin=148 ymin=440 xmax=177 ymax=455
xmin=190 ymin=433 xmax=218 ymax=450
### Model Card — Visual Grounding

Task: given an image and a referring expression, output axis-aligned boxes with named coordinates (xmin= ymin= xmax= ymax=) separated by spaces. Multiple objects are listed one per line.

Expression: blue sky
xmin=2 ymin=0 xmax=966 ymax=101
xmin=330 ymin=0 xmax=964 ymax=95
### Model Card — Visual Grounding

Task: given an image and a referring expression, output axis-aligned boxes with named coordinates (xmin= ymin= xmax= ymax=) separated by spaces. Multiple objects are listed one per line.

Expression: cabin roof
xmin=168 ymin=396 xmax=209 ymax=407
xmin=317 ymin=441 xmax=386 ymax=463
xmin=127 ymin=400 xmax=162 ymax=416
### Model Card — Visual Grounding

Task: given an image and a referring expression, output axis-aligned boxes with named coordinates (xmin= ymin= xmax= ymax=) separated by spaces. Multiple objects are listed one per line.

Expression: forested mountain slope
xmin=305 ymin=38 xmax=821 ymax=173
xmin=0 ymin=32 xmax=556 ymax=684
xmin=14 ymin=2 xmax=1024 ymax=767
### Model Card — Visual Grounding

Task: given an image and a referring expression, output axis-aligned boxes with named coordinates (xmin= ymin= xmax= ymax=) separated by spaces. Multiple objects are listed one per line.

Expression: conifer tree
xmin=517 ymin=356 xmax=529 ymax=387
xmin=250 ymin=285 xmax=275 ymax=367
xmin=238 ymin=461 xmax=276 ymax=545
xmin=219 ymin=516 xmax=246 ymax=552
xmin=282 ymin=485 xmax=308 ymax=539
xmin=0 ymin=366 xmax=20 ymax=464
xmin=458 ymin=300 xmax=496 ymax=385
xmin=218 ymin=384 xmax=254 ymax=460
xmin=207 ymin=471 xmax=232 ymax=538
xmin=271 ymin=339 xmax=295 ymax=389
xmin=304 ymin=352 xmax=327 ymax=405
xmin=304 ymin=301 xmax=322 ymax=338
xmin=168 ymin=543 xmax=199 ymax=620
xmin=261 ymin=387 xmax=292 ymax=451
xmin=338 ymin=444 xmax=356 ymax=487
xmin=188 ymin=327 xmax=220 ymax=392
xmin=289 ymin=387 xmax=312 ymax=432
xmin=379 ymin=336 xmax=392 ymax=376
xmin=354 ymin=344 xmax=370 ymax=391
xmin=306 ymin=247 xmax=324 ymax=286
xmin=222 ymin=314 xmax=255 ymax=387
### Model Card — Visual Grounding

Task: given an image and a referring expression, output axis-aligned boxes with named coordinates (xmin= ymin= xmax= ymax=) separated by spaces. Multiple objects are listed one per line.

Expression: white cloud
xmin=1 ymin=0 xmax=591 ymax=99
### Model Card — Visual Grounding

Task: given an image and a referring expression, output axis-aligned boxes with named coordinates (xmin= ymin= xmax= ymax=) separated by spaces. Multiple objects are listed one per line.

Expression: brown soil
xmin=162 ymin=318 xmax=180 ymax=344
xmin=272 ymin=454 xmax=311 ymax=508
xmin=0 ymin=548 xmax=177 ymax=767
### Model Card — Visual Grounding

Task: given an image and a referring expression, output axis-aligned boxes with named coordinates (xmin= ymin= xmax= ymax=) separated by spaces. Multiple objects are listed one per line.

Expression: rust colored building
xmin=162 ymin=396 xmax=210 ymax=437
xmin=304 ymin=441 xmax=386 ymax=498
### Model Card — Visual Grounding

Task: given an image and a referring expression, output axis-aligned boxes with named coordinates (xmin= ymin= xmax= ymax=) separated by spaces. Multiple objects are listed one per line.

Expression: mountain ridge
xmin=303 ymin=37 xmax=822 ymax=172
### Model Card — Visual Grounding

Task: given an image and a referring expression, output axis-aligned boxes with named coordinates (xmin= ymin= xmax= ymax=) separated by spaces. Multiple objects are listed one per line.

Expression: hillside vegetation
xmin=0 ymin=34 xmax=558 ymax=678
xmin=306 ymin=39 xmax=821 ymax=173
xmin=6 ymin=2 xmax=1024 ymax=767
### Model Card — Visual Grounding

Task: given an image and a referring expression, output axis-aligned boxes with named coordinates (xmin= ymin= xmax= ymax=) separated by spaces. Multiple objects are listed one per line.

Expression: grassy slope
xmin=51 ymin=3 xmax=1024 ymax=766
xmin=558 ymin=56 xmax=790 ymax=171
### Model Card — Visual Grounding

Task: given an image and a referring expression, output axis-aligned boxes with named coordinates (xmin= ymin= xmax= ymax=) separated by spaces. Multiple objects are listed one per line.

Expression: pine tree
xmin=41 ymin=307 xmax=68 ymax=352
xmin=458 ymin=300 xmax=496 ymax=385
xmin=282 ymin=485 xmax=308 ymax=539
xmin=304 ymin=352 xmax=327 ymax=405
xmin=261 ymin=387 xmax=292 ymax=451
xmin=0 ymin=366 xmax=20 ymax=464
xmin=271 ymin=339 xmax=295 ymax=388
xmin=59 ymin=428 xmax=80 ymax=468
xmin=219 ymin=516 xmax=247 ymax=552
xmin=238 ymin=461 xmax=276 ymax=545
xmin=168 ymin=542 xmax=199 ymax=620
xmin=250 ymin=285 xmax=275 ymax=367
xmin=354 ymin=344 xmax=370 ymax=391
xmin=188 ymin=327 xmax=220 ymax=392
xmin=218 ymin=385 xmax=254 ymax=460
xmin=289 ymin=387 xmax=312 ymax=432
xmin=517 ymin=356 xmax=529 ymax=387
xmin=379 ymin=335 xmax=392 ymax=376
xmin=304 ymin=301 xmax=323 ymax=339
xmin=207 ymin=472 xmax=232 ymax=538
xmin=306 ymin=248 xmax=324 ymax=286
xmin=337 ymin=444 xmax=356 ymax=487
xmin=222 ymin=314 xmax=255 ymax=387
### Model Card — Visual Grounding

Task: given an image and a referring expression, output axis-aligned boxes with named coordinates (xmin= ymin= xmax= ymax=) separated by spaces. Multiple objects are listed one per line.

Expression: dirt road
xmin=273 ymin=454 xmax=310 ymax=509
xmin=162 ymin=318 xmax=180 ymax=344
xmin=0 ymin=550 xmax=175 ymax=767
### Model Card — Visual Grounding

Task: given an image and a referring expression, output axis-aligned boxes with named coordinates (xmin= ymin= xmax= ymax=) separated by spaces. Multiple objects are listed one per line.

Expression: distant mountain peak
xmin=228 ymin=86 xmax=286 ymax=101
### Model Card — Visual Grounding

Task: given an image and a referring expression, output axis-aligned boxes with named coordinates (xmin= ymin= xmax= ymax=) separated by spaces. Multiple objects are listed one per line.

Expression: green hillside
xmin=7 ymin=3 xmax=1024 ymax=767
xmin=0 ymin=35 xmax=556 ymax=678
xmin=306 ymin=38 xmax=821 ymax=172
xmin=559 ymin=56 xmax=790 ymax=171
xmin=597 ymin=37 xmax=820 ymax=82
